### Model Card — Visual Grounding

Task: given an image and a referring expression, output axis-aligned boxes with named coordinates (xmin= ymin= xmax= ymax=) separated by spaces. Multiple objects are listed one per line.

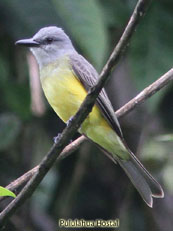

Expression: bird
xmin=16 ymin=26 xmax=164 ymax=207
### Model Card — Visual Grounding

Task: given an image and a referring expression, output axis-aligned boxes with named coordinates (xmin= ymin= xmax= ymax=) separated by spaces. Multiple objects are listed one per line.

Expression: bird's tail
xmin=117 ymin=151 xmax=164 ymax=207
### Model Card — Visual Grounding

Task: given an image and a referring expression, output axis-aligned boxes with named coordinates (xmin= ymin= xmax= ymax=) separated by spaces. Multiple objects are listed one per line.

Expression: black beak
xmin=15 ymin=38 xmax=40 ymax=47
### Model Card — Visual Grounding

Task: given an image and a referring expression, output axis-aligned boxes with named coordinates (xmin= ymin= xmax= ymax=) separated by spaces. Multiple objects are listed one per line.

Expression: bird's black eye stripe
xmin=41 ymin=37 xmax=62 ymax=45
xmin=46 ymin=37 xmax=53 ymax=44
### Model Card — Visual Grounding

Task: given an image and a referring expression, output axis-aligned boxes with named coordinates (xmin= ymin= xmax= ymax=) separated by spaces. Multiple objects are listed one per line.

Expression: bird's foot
xmin=54 ymin=117 xmax=75 ymax=144
xmin=53 ymin=133 xmax=73 ymax=144
xmin=66 ymin=116 xmax=74 ymax=126
xmin=53 ymin=133 xmax=62 ymax=144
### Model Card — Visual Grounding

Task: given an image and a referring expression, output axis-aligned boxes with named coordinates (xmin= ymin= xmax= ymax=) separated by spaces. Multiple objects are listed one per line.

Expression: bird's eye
xmin=46 ymin=37 xmax=53 ymax=44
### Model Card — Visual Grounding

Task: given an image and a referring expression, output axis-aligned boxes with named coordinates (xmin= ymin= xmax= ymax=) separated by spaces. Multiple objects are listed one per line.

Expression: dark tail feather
xmin=117 ymin=152 xmax=164 ymax=207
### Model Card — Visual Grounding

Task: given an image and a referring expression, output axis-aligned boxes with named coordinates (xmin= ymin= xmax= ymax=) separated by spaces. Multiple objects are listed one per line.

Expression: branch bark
xmin=5 ymin=136 xmax=86 ymax=194
xmin=116 ymin=68 xmax=173 ymax=117
xmin=0 ymin=0 xmax=154 ymax=226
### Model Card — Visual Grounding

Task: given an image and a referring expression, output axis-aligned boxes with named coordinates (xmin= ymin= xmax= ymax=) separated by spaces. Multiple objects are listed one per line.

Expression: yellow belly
xmin=40 ymin=59 xmax=128 ymax=159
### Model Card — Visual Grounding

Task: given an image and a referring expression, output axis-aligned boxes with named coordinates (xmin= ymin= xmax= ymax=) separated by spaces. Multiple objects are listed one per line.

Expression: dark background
xmin=0 ymin=0 xmax=173 ymax=230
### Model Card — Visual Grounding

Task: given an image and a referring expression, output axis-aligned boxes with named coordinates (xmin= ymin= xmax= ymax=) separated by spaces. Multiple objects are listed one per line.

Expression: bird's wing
xmin=70 ymin=53 xmax=123 ymax=138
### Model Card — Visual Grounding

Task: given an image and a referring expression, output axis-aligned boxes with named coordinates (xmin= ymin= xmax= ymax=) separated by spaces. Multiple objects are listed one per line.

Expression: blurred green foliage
xmin=0 ymin=0 xmax=173 ymax=230
xmin=0 ymin=113 xmax=21 ymax=151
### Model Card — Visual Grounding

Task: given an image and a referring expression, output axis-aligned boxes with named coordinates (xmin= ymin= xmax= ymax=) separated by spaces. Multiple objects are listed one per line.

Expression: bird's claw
xmin=67 ymin=116 xmax=74 ymax=126
xmin=53 ymin=133 xmax=62 ymax=144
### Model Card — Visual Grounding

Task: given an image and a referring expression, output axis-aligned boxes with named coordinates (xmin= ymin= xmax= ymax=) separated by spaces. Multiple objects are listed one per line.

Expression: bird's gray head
xmin=16 ymin=26 xmax=75 ymax=68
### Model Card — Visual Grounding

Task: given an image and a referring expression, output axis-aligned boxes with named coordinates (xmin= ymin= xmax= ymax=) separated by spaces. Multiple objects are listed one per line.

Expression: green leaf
xmin=0 ymin=186 xmax=16 ymax=198
xmin=128 ymin=2 xmax=173 ymax=111
xmin=0 ymin=113 xmax=21 ymax=151
xmin=52 ymin=0 xmax=108 ymax=70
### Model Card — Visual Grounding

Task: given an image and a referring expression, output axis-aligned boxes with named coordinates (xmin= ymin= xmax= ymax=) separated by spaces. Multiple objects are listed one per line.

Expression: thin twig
xmin=116 ymin=68 xmax=173 ymax=117
xmin=4 ymin=136 xmax=86 ymax=194
xmin=0 ymin=0 xmax=152 ymax=226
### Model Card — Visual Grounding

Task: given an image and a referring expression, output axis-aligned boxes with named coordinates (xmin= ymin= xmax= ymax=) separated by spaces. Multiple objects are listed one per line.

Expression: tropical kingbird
xmin=16 ymin=26 xmax=164 ymax=207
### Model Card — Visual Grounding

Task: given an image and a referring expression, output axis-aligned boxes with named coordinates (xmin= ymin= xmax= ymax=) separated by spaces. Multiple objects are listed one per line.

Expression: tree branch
xmin=0 ymin=0 xmax=153 ymax=226
xmin=4 ymin=136 xmax=86 ymax=194
xmin=116 ymin=68 xmax=173 ymax=117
